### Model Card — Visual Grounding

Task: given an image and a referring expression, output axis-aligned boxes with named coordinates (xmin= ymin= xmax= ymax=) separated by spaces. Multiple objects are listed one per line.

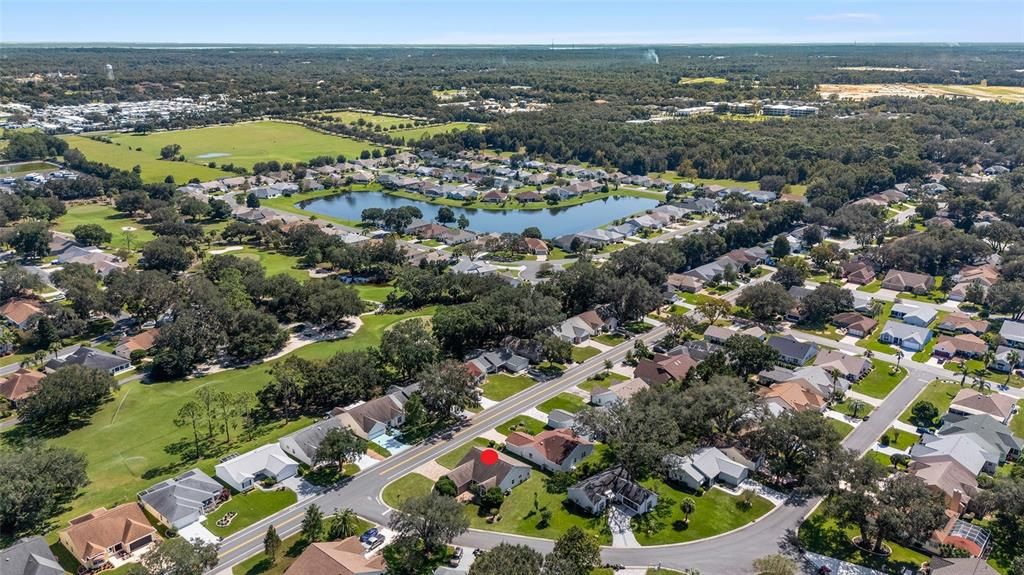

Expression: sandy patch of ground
xmin=479 ymin=428 xmax=507 ymax=443
xmin=209 ymin=245 xmax=244 ymax=255
xmin=414 ymin=460 xmax=450 ymax=482
xmin=819 ymin=83 xmax=1024 ymax=104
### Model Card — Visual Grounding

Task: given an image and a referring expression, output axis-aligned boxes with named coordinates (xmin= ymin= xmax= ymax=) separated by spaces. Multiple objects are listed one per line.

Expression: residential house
xmin=927 ymin=558 xmax=1001 ymax=575
xmin=929 ymin=413 xmax=1023 ymax=472
xmin=879 ymin=321 xmax=932 ymax=351
xmin=831 ymin=312 xmax=877 ymax=337
xmin=469 ymin=349 xmax=530 ymax=375
xmin=909 ymin=457 xmax=978 ymax=515
xmin=278 ymin=417 xmax=345 ymax=466
xmin=910 ymin=434 xmax=992 ymax=476
xmin=0 ymin=297 xmax=43 ymax=329
xmin=948 ymin=264 xmax=1000 ymax=302
xmin=137 ymin=469 xmax=228 ymax=530
xmin=991 ymin=345 xmax=1023 ymax=372
xmin=852 ymin=292 xmax=876 ymax=315
xmin=214 ymin=443 xmax=299 ymax=492
xmin=568 ymin=466 xmax=658 ymax=516
xmin=786 ymin=365 xmax=852 ymax=398
xmin=524 ymin=238 xmax=549 ymax=256
xmin=500 ymin=336 xmax=545 ymax=364
xmin=0 ymin=368 xmax=45 ymax=407
xmin=505 ymin=428 xmax=595 ymax=472
xmin=702 ymin=324 xmax=765 ymax=345
xmin=590 ymin=377 xmax=649 ymax=406
xmin=948 ymin=389 xmax=1016 ymax=425
xmin=936 ymin=313 xmax=989 ymax=336
xmin=841 ymin=261 xmax=876 ymax=285
xmin=767 ymin=335 xmax=818 ymax=365
xmin=54 ymin=246 xmax=128 ymax=276
xmin=283 ymin=536 xmax=385 ymax=575
xmin=445 ymin=446 xmax=531 ymax=497
xmin=59 ymin=504 xmax=158 ymax=569
xmin=758 ymin=381 xmax=827 ymax=415
xmin=550 ymin=308 xmax=617 ymax=344
xmin=0 ymin=536 xmax=63 ymax=575
xmin=547 ymin=409 xmax=576 ymax=430
xmin=450 ymin=258 xmax=499 ymax=276
xmin=999 ymin=320 xmax=1024 ymax=349
xmin=114 ymin=328 xmax=160 ymax=359
xmin=881 ymin=270 xmax=935 ymax=294
xmin=662 ymin=447 xmax=755 ymax=491
xmin=634 ymin=352 xmax=698 ymax=384
xmin=933 ymin=334 xmax=988 ymax=359
xmin=664 ymin=273 xmax=703 ymax=294
xmin=813 ymin=350 xmax=872 ymax=381
xmin=45 ymin=346 xmax=131 ymax=376
xmin=330 ymin=389 xmax=411 ymax=440
xmin=890 ymin=303 xmax=937 ymax=327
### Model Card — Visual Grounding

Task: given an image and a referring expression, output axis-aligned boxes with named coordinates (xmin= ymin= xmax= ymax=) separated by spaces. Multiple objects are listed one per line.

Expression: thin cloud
xmin=805 ymin=12 xmax=880 ymax=23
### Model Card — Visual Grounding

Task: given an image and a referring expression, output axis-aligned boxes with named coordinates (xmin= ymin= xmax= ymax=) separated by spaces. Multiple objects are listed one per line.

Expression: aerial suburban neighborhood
xmin=0 ymin=6 xmax=1023 ymax=575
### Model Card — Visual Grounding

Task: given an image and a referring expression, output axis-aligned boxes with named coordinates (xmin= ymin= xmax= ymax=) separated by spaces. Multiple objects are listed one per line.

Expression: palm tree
xmin=981 ymin=349 xmax=995 ymax=372
xmin=31 ymin=349 xmax=46 ymax=366
xmin=680 ymin=498 xmax=696 ymax=525
xmin=959 ymin=362 xmax=969 ymax=388
xmin=47 ymin=342 xmax=61 ymax=360
xmin=863 ymin=349 xmax=874 ymax=359
xmin=1008 ymin=351 xmax=1021 ymax=384
xmin=848 ymin=399 xmax=867 ymax=419
xmin=894 ymin=349 xmax=905 ymax=369
xmin=327 ymin=508 xmax=361 ymax=540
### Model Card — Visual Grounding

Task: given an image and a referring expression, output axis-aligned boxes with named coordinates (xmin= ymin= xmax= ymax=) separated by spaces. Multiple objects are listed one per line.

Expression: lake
xmin=299 ymin=191 xmax=660 ymax=237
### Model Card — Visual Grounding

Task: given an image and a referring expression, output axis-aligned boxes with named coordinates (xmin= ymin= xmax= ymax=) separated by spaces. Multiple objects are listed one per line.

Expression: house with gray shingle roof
xmin=138 ymin=469 xmax=227 ymax=530
xmin=879 ymin=321 xmax=932 ymax=351
xmin=0 ymin=536 xmax=63 ymax=575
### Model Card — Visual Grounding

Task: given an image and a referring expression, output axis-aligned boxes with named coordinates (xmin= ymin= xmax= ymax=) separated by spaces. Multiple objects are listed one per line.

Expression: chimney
xmin=951 ymin=488 xmax=963 ymax=513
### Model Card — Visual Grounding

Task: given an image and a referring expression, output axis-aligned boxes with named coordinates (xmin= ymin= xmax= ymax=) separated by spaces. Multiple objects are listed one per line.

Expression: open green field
xmin=537 ymin=393 xmax=586 ymax=414
xmin=632 ymin=480 xmax=773 ymax=545
xmin=678 ymin=77 xmax=728 ymax=85
xmin=852 ymin=360 xmax=907 ymax=399
xmin=382 ymin=473 xmax=433 ymax=509
xmin=54 ymin=203 xmax=157 ymax=251
xmin=389 ymin=122 xmax=483 ymax=142
xmin=205 ymin=489 xmax=297 ymax=538
xmin=482 ymin=374 xmax=537 ymax=401
xmin=323 ymin=111 xmax=415 ymax=130
xmin=898 ymin=379 xmax=961 ymax=427
xmin=63 ymin=135 xmax=227 ymax=184
xmin=234 ymin=247 xmax=309 ymax=282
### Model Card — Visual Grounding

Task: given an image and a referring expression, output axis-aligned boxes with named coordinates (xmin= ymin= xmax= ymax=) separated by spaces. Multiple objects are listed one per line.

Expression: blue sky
xmin=2 ymin=0 xmax=1022 ymax=44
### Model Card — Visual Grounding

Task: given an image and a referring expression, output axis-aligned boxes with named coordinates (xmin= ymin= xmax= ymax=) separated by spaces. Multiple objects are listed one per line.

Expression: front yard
xmin=898 ymin=379 xmax=962 ymax=427
xmin=879 ymin=427 xmax=919 ymax=451
xmin=436 ymin=437 xmax=493 ymax=469
xmin=799 ymin=505 xmax=930 ymax=574
xmin=592 ymin=333 xmax=627 ymax=346
xmin=205 ymin=488 xmax=297 ymax=538
xmin=481 ymin=374 xmax=537 ymax=401
xmin=852 ymin=359 xmax=907 ymax=399
xmin=382 ymin=473 xmax=433 ymax=509
xmin=578 ymin=371 xmax=628 ymax=392
xmin=831 ymin=398 xmax=874 ymax=419
xmin=537 ymin=393 xmax=586 ymax=414
xmin=828 ymin=419 xmax=855 ymax=438
xmin=631 ymin=480 xmax=774 ymax=545
xmin=1010 ymin=401 xmax=1024 ymax=436
xmin=496 ymin=416 xmax=548 ymax=437
xmin=572 ymin=345 xmax=602 ymax=363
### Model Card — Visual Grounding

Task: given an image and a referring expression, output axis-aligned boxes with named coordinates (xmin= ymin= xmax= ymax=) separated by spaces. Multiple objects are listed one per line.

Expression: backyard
xmin=205 ymin=488 xmax=297 ymax=538
xmin=631 ymin=480 xmax=774 ymax=545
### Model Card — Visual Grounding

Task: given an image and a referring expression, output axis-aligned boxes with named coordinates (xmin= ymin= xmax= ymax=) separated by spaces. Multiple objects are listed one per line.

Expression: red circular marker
xmin=480 ymin=448 xmax=499 ymax=465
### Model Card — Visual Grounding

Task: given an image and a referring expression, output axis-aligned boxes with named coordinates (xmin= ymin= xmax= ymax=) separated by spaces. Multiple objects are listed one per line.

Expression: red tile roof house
xmin=0 ymin=297 xmax=44 ymax=329
xmin=114 ymin=328 xmax=160 ymax=360
xmin=505 ymin=428 xmax=595 ymax=472
xmin=59 ymin=504 xmax=158 ymax=570
xmin=880 ymin=269 xmax=935 ymax=294
xmin=634 ymin=352 xmax=698 ymax=384
xmin=0 ymin=368 xmax=45 ymax=407
xmin=524 ymin=237 xmax=549 ymax=256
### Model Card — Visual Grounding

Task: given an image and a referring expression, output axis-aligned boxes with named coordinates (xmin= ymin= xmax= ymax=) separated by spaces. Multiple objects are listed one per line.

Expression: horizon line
xmin=3 ymin=41 xmax=1023 ymax=48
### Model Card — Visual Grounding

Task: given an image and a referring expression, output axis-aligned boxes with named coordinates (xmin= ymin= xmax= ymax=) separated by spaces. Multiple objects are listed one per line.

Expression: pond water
xmin=299 ymin=192 xmax=660 ymax=237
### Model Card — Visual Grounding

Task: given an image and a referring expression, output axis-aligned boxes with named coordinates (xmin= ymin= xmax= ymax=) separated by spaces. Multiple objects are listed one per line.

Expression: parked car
xmin=448 ymin=547 xmax=463 ymax=567
xmin=367 ymin=534 xmax=386 ymax=550
xmin=359 ymin=527 xmax=379 ymax=543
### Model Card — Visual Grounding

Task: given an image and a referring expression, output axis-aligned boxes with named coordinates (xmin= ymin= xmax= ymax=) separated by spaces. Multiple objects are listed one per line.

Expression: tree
xmin=403 ymin=393 xmax=427 ymax=431
xmin=434 ymin=476 xmax=457 ymax=497
xmin=801 ymin=284 xmax=853 ymax=325
xmin=436 ymin=206 xmax=455 ymax=224
xmin=6 ymin=221 xmax=50 ymax=260
xmin=479 ymin=487 xmax=505 ymax=513
xmin=208 ymin=198 xmax=233 ymax=220
xmin=141 ymin=237 xmax=193 ymax=273
xmin=723 ymin=335 xmax=780 ymax=379
xmin=695 ymin=297 xmax=732 ymax=325
xmin=0 ymin=265 xmax=42 ymax=301
xmin=104 ymin=269 xmax=179 ymax=323
xmin=379 ymin=318 xmax=438 ymax=381
xmin=987 ymin=281 xmax=1024 ymax=320
xmin=389 ymin=493 xmax=469 ymax=553
xmin=680 ymin=498 xmax=696 ymax=525
xmin=52 ymin=262 xmax=105 ymax=319
xmin=71 ymin=223 xmax=112 ymax=246
xmin=246 ymin=192 xmax=261 ymax=208
xmin=126 ymin=537 xmax=219 ymax=575
xmin=315 ymin=428 xmax=368 ymax=469
xmin=469 ymin=543 xmax=544 ymax=575
xmin=772 ymin=264 xmax=808 ymax=289
xmin=179 ymin=196 xmax=211 ymax=221
xmin=543 ymin=526 xmax=600 ymax=575
xmin=847 ymin=399 xmax=867 ymax=419
xmin=772 ymin=235 xmax=791 ymax=259
xmin=750 ymin=410 xmax=842 ymax=484
xmin=910 ymin=400 xmax=939 ymax=427
xmin=538 ymin=332 xmax=573 ymax=364
xmin=263 ymin=525 xmax=281 ymax=565
xmin=752 ymin=555 xmax=797 ymax=575
xmin=457 ymin=214 xmax=470 ymax=229
xmin=175 ymin=400 xmax=206 ymax=460
xmin=736 ymin=282 xmax=794 ymax=325
xmin=327 ymin=508 xmax=361 ymax=540
xmin=522 ymin=226 xmax=542 ymax=239
xmin=20 ymin=366 xmax=114 ymax=429
xmin=227 ymin=308 xmax=288 ymax=361
xmin=0 ymin=442 xmax=88 ymax=537
xmin=159 ymin=143 xmax=182 ymax=160
xmin=418 ymin=359 xmax=480 ymax=418
xmin=301 ymin=504 xmax=324 ymax=542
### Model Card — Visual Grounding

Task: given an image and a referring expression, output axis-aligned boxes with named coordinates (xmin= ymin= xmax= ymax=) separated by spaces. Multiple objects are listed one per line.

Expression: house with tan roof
xmin=505 ymin=428 xmax=594 ymax=472
xmin=758 ymin=381 xmax=827 ymax=415
xmin=909 ymin=457 xmax=977 ymax=514
xmin=841 ymin=261 xmax=876 ymax=285
xmin=114 ymin=328 xmax=160 ymax=359
xmin=664 ymin=273 xmax=703 ymax=295
xmin=59 ymin=504 xmax=158 ymax=569
xmin=634 ymin=352 xmax=698 ymax=384
xmin=590 ymin=377 xmax=649 ymax=406
xmin=948 ymin=389 xmax=1016 ymax=425
xmin=933 ymin=334 xmax=988 ymax=360
xmin=524 ymin=237 xmax=549 ymax=255
xmin=0 ymin=368 xmax=45 ymax=407
xmin=444 ymin=446 xmax=530 ymax=497
xmin=813 ymin=350 xmax=872 ymax=381
xmin=831 ymin=312 xmax=877 ymax=337
xmin=881 ymin=269 xmax=935 ymax=294
xmin=948 ymin=264 xmax=1000 ymax=302
xmin=0 ymin=297 xmax=43 ymax=329
xmin=330 ymin=385 xmax=416 ymax=440
xmin=284 ymin=536 xmax=385 ymax=575
xmin=935 ymin=313 xmax=989 ymax=336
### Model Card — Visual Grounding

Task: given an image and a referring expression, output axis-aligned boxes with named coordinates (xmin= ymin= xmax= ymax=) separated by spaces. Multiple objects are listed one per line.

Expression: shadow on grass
xmin=798 ymin=513 xmax=924 ymax=573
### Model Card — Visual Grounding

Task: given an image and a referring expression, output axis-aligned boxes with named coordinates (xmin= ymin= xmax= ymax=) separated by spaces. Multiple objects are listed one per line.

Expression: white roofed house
xmin=662 ymin=447 xmax=755 ymax=491
xmin=214 ymin=443 xmax=299 ymax=492
xmin=504 ymin=428 xmax=595 ymax=473
xmin=590 ymin=377 xmax=649 ymax=406
xmin=879 ymin=321 xmax=932 ymax=352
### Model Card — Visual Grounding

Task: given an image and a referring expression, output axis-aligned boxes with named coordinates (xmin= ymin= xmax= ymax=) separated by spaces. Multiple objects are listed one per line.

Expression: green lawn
xmin=482 ymin=374 xmax=537 ymax=401
xmin=676 ymin=292 xmax=728 ymax=306
xmin=866 ymin=450 xmax=897 ymax=469
xmin=62 ymin=135 xmax=228 ymax=183
xmin=828 ymin=419 xmax=855 ymax=438
xmin=879 ymin=427 xmax=919 ymax=451
xmin=54 ymin=203 xmax=156 ymax=251
xmin=678 ymin=77 xmax=729 ymax=85
xmin=856 ymin=337 xmax=900 ymax=355
xmin=495 ymin=416 xmax=547 ymax=437
xmin=389 ymin=122 xmax=484 ymax=142
xmin=830 ymin=398 xmax=874 ymax=419
xmin=795 ymin=323 xmax=844 ymax=341
xmin=592 ymin=333 xmax=627 ymax=346
xmin=435 ymin=437 xmax=492 ymax=470
xmin=911 ymin=335 xmax=939 ymax=362
xmin=85 ymin=121 xmax=377 ymax=174
xmin=858 ymin=281 xmax=882 ymax=293
xmin=577 ymin=372 xmax=627 ymax=392
xmin=352 ymin=283 xmax=395 ymax=303
xmin=1010 ymin=401 xmax=1024 ymax=436
xmin=205 ymin=489 xmax=297 ymax=538
xmin=852 ymin=360 xmax=907 ymax=399
xmin=571 ymin=345 xmax=601 ymax=363
xmin=537 ymin=393 xmax=586 ymax=414
xmin=464 ymin=472 xmax=611 ymax=544
xmin=631 ymin=480 xmax=773 ymax=545
xmin=322 ymin=110 xmax=413 ymax=130
xmin=799 ymin=505 xmax=930 ymax=573
xmin=898 ymin=379 xmax=961 ymax=427
xmin=381 ymin=473 xmax=433 ymax=509
xmin=234 ymin=247 xmax=308 ymax=282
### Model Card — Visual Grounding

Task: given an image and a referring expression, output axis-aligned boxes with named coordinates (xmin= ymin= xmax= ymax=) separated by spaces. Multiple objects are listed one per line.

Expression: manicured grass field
xmin=799 ymin=505 xmax=930 ymax=573
xmin=205 ymin=488 xmax=297 ymax=538
xmin=54 ymin=203 xmax=156 ymax=251
xmin=830 ymin=398 xmax=873 ymax=419
xmin=381 ymin=473 xmax=433 ymax=509
xmin=389 ymin=122 xmax=483 ymax=142
xmin=856 ymin=337 xmax=900 ymax=356
xmin=866 ymin=450 xmax=896 ymax=469
xmin=464 ymin=472 xmax=611 ymax=544
xmin=592 ymin=333 xmax=627 ymax=346
xmin=235 ymin=247 xmax=308 ymax=282
xmin=482 ymin=374 xmax=537 ymax=401
xmin=352 ymin=283 xmax=395 ymax=303
xmin=858 ymin=280 xmax=882 ymax=293
xmin=62 ymin=135 xmax=228 ymax=184
xmin=676 ymin=292 xmax=728 ymax=306
xmin=323 ymin=111 xmax=414 ymax=130
xmin=537 ymin=393 xmax=586 ymax=414
xmin=678 ymin=77 xmax=728 ymax=85
xmin=435 ymin=437 xmax=492 ymax=469
xmin=828 ymin=419 xmax=855 ymax=438
xmin=631 ymin=480 xmax=773 ymax=545
xmin=495 ymin=416 xmax=547 ymax=437
xmin=898 ymin=379 xmax=961 ymax=427
xmin=577 ymin=371 xmax=627 ymax=392
xmin=1009 ymin=401 xmax=1024 ymax=436
xmin=852 ymin=360 xmax=906 ymax=399
xmin=571 ymin=345 xmax=601 ymax=363
xmin=879 ymin=427 xmax=919 ymax=451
